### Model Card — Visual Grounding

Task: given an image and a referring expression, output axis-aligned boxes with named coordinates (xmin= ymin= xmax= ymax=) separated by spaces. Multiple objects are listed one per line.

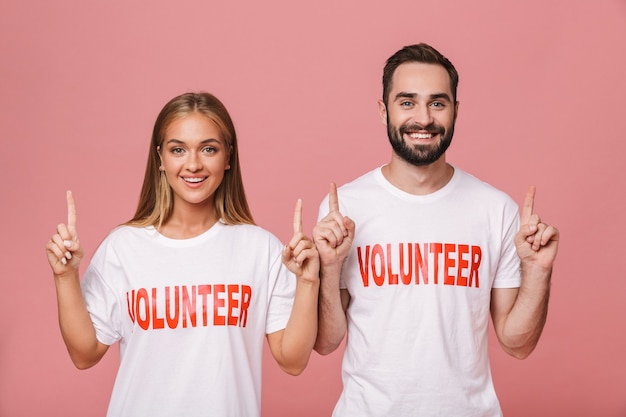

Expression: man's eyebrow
xmin=393 ymin=92 xmax=417 ymax=101
xmin=393 ymin=91 xmax=452 ymax=102
xmin=430 ymin=92 xmax=453 ymax=101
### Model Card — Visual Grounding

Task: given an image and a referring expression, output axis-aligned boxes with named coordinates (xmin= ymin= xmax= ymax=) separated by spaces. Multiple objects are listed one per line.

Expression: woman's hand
xmin=282 ymin=199 xmax=320 ymax=284
xmin=46 ymin=191 xmax=84 ymax=276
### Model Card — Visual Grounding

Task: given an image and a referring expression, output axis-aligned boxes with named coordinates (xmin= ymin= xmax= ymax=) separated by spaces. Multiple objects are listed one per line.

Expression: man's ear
xmin=378 ymin=100 xmax=388 ymax=125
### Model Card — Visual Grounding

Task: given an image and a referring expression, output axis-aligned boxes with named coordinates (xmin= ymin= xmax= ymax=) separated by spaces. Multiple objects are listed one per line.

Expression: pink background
xmin=1 ymin=1 xmax=625 ymax=416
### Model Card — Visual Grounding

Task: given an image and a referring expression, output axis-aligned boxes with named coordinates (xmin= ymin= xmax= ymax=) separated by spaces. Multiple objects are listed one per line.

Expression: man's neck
xmin=381 ymin=154 xmax=454 ymax=196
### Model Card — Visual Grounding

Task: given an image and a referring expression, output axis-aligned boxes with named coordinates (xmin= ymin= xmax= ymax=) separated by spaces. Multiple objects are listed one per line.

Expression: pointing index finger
xmin=329 ymin=182 xmax=340 ymax=213
xmin=66 ymin=190 xmax=77 ymax=232
xmin=293 ymin=198 xmax=303 ymax=234
xmin=521 ymin=186 xmax=536 ymax=224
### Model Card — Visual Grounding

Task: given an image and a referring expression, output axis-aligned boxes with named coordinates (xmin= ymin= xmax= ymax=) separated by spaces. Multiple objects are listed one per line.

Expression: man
xmin=313 ymin=43 xmax=559 ymax=416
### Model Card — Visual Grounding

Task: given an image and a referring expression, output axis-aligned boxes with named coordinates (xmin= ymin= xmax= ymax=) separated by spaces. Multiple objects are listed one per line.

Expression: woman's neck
xmin=158 ymin=201 xmax=219 ymax=239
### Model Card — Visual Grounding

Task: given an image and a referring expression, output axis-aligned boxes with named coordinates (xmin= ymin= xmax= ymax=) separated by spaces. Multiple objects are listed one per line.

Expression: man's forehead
xmin=390 ymin=62 xmax=453 ymax=95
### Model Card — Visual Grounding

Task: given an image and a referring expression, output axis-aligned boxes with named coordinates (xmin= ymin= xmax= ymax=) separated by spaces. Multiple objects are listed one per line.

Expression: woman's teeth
xmin=184 ymin=177 xmax=206 ymax=183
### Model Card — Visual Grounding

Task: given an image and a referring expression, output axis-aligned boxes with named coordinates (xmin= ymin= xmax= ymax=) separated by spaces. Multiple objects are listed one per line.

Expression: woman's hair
xmin=126 ymin=92 xmax=254 ymax=228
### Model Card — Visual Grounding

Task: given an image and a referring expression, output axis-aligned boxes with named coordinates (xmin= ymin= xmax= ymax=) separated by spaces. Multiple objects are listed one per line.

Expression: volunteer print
xmin=357 ymin=242 xmax=482 ymax=287
xmin=126 ymin=284 xmax=253 ymax=330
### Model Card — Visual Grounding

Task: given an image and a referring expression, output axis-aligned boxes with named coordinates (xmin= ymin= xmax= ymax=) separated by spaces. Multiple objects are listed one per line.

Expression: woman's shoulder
xmin=92 ymin=225 xmax=154 ymax=252
xmin=219 ymin=222 xmax=276 ymax=237
xmin=106 ymin=224 xmax=150 ymax=240
xmin=218 ymin=222 xmax=284 ymax=247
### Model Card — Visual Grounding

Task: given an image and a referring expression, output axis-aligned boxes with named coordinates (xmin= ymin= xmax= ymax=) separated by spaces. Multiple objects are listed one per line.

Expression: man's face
xmin=379 ymin=62 xmax=458 ymax=166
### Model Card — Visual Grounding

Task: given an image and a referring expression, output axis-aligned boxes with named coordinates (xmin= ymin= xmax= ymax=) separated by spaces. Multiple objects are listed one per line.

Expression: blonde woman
xmin=46 ymin=92 xmax=319 ymax=417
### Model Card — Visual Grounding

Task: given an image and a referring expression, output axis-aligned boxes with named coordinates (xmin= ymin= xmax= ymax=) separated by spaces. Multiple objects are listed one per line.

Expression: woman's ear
xmin=157 ymin=146 xmax=165 ymax=171
xmin=226 ymin=146 xmax=233 ymax=170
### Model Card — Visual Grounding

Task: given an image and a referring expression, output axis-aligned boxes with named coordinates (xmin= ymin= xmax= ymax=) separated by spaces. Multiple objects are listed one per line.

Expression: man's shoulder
xmin=338 ymin=167 xmax=381 ymax=192
xmin=316 ymin=168 xmax=381 ymax=216
xmin=454 ymin=168 xmax=517 ymax=206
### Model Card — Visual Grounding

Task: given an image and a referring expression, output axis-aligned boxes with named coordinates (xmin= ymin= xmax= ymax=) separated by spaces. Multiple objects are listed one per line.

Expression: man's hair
xmin=382 ymin=43 xmax=459 ymax=105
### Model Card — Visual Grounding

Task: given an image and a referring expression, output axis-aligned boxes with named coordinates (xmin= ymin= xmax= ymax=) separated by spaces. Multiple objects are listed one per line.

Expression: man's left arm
xmin=491 ymin=186 xmax=559 ymax=359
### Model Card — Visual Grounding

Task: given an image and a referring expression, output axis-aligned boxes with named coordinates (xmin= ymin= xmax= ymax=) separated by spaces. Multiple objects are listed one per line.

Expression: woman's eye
xmin=202 ymin=146 xmax=217 ymax=154
xmin=171 ymin=147 xmax=184 ymax=155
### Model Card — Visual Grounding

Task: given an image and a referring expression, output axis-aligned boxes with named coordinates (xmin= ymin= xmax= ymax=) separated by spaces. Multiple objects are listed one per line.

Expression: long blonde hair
xmin=126 ymin=92 xmax=254 ymax=228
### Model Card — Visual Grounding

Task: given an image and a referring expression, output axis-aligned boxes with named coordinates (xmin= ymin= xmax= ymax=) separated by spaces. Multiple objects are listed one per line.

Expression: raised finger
xmin=293 ymin=198 xmax=303 ymax=234
xmin=67 ymin=190 xmax=78 ymax=235
xmin=328 ymin=182 xmax=340 ymax=213
xmin=521 ymin=186 xmax=536 ymax=224
xmin=328 ymin=183 xmax=349 ymax=237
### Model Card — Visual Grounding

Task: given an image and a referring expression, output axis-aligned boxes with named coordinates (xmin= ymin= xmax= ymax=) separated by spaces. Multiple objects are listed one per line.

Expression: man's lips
xmin=406 ymin=132 xmax=434 ymax=139
xmin=401 ymin=124 xmax=444 ymax=141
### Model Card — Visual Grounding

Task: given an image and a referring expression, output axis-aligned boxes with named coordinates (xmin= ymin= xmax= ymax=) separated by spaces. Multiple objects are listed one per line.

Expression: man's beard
xmin=387 ymin=118 xmax=455 ymax=166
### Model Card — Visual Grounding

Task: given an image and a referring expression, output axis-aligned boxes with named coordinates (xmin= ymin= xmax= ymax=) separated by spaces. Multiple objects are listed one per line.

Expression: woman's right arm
xmin=46 ymin=191 xmax=109 ymax=369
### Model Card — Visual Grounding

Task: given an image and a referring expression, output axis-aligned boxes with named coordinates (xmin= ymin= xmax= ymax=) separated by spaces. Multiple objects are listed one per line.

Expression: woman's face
xmin=158 ymin=112 xmax=230 ymax=212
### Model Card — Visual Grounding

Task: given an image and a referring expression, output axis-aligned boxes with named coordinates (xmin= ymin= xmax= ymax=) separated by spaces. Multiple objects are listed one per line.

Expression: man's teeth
xmin=409 ymin=133 xmax=433 ymax=139
xmin=184 ymin=177 xmax=206 ymax=183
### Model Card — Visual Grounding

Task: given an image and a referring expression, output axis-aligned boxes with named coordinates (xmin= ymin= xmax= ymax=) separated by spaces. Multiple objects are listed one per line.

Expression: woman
xmin=46 ymin=92 xmax=319 ymax=416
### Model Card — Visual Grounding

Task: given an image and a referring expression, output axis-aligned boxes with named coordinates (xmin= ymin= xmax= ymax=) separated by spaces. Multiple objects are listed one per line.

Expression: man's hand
xmin=312 ymin=183 xmax=355 ymax=268
xmin=514 ymin=186 xmax=559 ymax=271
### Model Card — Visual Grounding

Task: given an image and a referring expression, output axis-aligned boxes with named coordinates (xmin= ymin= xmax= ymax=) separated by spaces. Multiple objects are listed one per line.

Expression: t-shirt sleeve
xmin=265 ymin=244 xmax=296 ymax=335
xmin=492 ymin=200 xmax=522 ymax=289
xmin=81 ymin=242 xmax=124 ymax=346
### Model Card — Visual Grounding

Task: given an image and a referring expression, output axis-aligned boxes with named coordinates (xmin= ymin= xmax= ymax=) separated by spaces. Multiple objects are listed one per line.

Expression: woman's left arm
xmin=267 ymin=199 xmax=320 ymax=375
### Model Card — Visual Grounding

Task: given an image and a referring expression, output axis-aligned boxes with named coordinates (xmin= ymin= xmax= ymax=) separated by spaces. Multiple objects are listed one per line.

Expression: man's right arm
xmin=312 ymin=183 xmax=355 ymax=355
xmin=315 ymin=263 xmax=351 ymax=355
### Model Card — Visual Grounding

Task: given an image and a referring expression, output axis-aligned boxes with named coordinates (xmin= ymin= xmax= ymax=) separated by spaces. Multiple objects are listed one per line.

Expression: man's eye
xmin=431 ymin=102 xmax=444 ymax=108
xmin=400 ymin=101 xmax=413 ymax=107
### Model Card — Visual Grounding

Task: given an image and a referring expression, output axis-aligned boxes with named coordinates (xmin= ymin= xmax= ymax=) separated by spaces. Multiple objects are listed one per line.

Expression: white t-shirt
xmin=319 ymin=167 xmax=521 ymax=417
xmin=81 ymin=221 xmax=295 ymax=417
